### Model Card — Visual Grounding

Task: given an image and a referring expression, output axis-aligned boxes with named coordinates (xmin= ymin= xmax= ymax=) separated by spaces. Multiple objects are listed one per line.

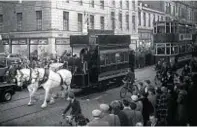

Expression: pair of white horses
xmin=15 ymin=67 xmax=72 ymax=108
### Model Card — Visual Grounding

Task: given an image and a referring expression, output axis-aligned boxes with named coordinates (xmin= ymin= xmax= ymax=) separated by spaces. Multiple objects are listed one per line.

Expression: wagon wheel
xmin=3 ymin=91 xmax=12 ymax=101
xmin=120 ymin=86 xmax=128 ymax=98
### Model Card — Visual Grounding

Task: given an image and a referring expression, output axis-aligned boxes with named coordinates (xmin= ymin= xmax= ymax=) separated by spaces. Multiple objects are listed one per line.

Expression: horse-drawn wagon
xmin=67 ymin=35 xmax=134 ymax=89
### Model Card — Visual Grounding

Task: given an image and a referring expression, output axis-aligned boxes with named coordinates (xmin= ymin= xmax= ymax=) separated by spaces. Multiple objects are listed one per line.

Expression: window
xmin=100 ymin=0 xmax=104 ymax=9
xmin=17 ymin=13 xmax=22 ymax=31
xmin=119 ymin=12 xmax=122 ymax=30
xmin=132 ymin=15 xmax=136 ymax=31
xmin=90 ymin=15 xmax=94 ymax=29
xmin=112 ymin=0 xmax=115 ymax=8
xmin=79 ymin=0 xmax=83 ymax=5
xmin=111 ymin=12 xmax=115 ymax=30
xmin=148 ymin=13 xmax=151 ymax=27
xmin=171 ymin=44 xmax=179 ymax=54
xmin=157 ymin=16 xmax=160 ymax=21
xmin=36 ymin=11 xmax=42 ymax=30
xmin=132 ymin=1 xmax=135 ymax=10
xmin=120 ymin=0 xmax=122 ymax=9
xmin=161 ymin=16 xmax=163 ymax=21
xmin=138 ymin=11 xmax=141 ymax=26
xmin=126 ymin=14 xmax=129 ymax=30
xmin=173 ymin=6 xmax=175 ymax=16
xmin=63 ymin=12 xmax=69 ymax=31
xmin=0 ymin=15 xmax=3 ymax=32
xmin=153 ymin=14 xmax=155 ymax=23
xmin=100 ymin=16 xmax=104 ymax=30
xmin=143 ymin=12 xmax=146 ymax=26
xmin=166 ymin=44 xmax=171 ymax=55
xmin=90 ymin=0 xmax=94 ymax=7
xmin=78 ymin=13 xmax=83 ymax=32
xmin=166 ymin=23 xmax=170 ymax=33
xmin=126 ymin=0 xmax=129 ymax=9
xmin=157 ymin=44 xmax=165 ymax=55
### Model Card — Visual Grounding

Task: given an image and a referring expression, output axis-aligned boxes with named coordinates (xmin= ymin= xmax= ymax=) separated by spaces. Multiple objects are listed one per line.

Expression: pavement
xmin=0 ymin=66 xmax=156 ymax=125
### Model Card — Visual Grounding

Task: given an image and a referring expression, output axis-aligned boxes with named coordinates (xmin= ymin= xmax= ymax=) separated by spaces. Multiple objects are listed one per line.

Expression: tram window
xmin=179 ymin=45 xmax=186 ymax=53
xmin=157 ymin=26 xmax=165 ymax=33
xmin=166 ymin=45 xmax=170 ymax=55
xmin=171 ymin=45 xmax=178 ymax=54
xmin=110 ymin=53 xmax=116 ymax=64
xmin=120 ymin=52 xmax=125 ymax=62
xmin=124 ymin=52 xmax=129 ymax=62
xmin=100 ymin=54 xmax=105 ymax=66
xmin=157 ymin=46 xmax=165 ymax=54
xmin=115 ymin=53 xmax=121 ymax=63
xmin=106 ymin=54 xmax=110 ymax=65
xmin=166 ymin=23 xmax=170 ymax=33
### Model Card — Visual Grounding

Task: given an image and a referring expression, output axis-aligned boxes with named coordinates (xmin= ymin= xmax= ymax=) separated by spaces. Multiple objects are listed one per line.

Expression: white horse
xmin=15 ymin=68 xmax=72 ymax=108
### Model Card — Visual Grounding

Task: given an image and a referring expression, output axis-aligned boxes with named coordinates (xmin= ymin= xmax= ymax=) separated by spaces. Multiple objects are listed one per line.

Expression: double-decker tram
xmin=69 ymin=35 xmax=134 ymax=89
xmin=153 ymin=20 xmax=196 ymax=67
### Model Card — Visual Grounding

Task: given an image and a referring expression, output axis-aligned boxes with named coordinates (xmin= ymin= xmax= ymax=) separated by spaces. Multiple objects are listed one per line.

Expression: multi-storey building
xmin=137 ymin=1 xmax=165 ymax=48
xmin=164 ymin=1 xmax=197 ymax=24
xmin=0 ymin=0 xmax=138 ymax=58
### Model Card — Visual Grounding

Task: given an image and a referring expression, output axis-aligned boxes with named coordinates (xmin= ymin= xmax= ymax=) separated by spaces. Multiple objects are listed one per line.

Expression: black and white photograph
xmin=0 ymin=0 xmax=197 ymax=126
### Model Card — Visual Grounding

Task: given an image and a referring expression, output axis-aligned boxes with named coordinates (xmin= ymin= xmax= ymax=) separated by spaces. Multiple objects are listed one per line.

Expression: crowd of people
xmin=61 ymin=54 xmax=197 ymax=126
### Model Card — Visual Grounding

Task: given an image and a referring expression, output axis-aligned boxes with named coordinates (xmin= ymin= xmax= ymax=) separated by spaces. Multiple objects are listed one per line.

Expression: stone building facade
xmin=0 ymin=0 xmax=138 ymax=58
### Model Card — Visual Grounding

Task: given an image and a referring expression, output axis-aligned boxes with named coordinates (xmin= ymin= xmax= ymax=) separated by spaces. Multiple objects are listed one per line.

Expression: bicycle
xmin=120 ymin=80 xmax=139 ymax=98
xmin=59 ymin=114 xmax=89 ymax=126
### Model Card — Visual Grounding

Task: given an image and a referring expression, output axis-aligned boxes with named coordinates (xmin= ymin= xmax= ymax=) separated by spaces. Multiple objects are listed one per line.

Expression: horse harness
xmin=17 ymin=68 xmax=33 ymax=87
xmin=38 ymin=68 xmax=50 ymax=86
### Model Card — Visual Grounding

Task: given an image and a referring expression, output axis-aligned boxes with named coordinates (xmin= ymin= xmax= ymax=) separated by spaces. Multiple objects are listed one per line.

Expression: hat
xmin=100 ymin=104 xmax=110 ymax=111
xmin=131 ymin=95 xmax=138 ymax=101
xmin=110 ymin=100 xmax=120 ymax=109
xmin=92 ymin=109 xmax=101 ymax=117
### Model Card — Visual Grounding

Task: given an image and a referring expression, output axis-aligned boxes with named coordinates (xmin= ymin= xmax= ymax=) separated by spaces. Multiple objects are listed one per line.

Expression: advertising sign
xmin=179 ymin=34 xmax=192 ymax=41
xmin=55 ymin=38 xmax=70 ymax=45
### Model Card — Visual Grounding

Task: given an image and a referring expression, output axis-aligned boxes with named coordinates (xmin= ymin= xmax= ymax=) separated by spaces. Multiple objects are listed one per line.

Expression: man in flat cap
xmin=100 ymin=103 xmax=120 ymax=126
xmin=62 ymin=92 xmax=82 ymax=121
xmin=87 ymin=109 xmax=109 ymax=126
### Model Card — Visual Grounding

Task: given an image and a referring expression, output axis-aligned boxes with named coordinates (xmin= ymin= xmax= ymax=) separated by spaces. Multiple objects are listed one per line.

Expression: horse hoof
xmin=28 ymin=103 xmax=33 ymax=106
xmin=49 ymin=100 xmax=55 ymax=104
xmin=41 ymin=104 xmax=47 ymax=108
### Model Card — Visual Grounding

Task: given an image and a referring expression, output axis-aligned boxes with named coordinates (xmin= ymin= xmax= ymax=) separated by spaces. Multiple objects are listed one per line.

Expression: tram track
xmin=0 ymin=68 xmax=156 ymax=125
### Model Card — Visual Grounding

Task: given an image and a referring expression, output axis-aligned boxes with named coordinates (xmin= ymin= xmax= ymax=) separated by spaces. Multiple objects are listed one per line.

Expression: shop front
xmin=11 ymin=39 xmax=28 ymax=57
xmin=55 ymin=38 xmax=71 ymax=57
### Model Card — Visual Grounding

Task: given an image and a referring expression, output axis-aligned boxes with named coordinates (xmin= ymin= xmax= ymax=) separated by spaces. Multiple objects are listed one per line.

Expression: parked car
xmin=0 ymin=83 xmax=16 ymax=102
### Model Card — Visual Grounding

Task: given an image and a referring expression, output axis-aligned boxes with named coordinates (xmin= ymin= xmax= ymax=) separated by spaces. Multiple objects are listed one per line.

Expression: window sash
xmin=37 ymin=19 xmax=42 ymax=30
xmin=36 ymin=11 xmax=42 ymax=20
xmin=90 ymin=15 xmax=94 ymax=29
xmin=78 ymin=14 xmax=83 ymax=32
xmin=126 ymin=14 xmax=129 ymax=30
xmin=63 ymin=12 xmax=69 ymax=30
xmin=100 ymin=0 xmax=104 ymax=9
xmin=119 ymin=13 xmax=122 ymax=30
xmin=132 ymin=15 xmax=136 ymax=31
xmin=100 ymin=16 xmax=104 ymax=30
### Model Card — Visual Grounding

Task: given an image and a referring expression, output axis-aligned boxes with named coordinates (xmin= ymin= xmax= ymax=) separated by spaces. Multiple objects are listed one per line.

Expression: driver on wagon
xmin=123 ymin=68 xmax=135 ymax=90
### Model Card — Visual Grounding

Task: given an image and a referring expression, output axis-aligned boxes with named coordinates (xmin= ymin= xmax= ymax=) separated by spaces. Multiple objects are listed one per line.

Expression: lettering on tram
xmin=153 ymin=20 xmax=195 ymax=67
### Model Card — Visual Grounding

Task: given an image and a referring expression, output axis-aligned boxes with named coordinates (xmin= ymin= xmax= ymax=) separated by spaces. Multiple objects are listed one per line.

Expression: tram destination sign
xmin=179 ymin=34 xmax=192 ymax=41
